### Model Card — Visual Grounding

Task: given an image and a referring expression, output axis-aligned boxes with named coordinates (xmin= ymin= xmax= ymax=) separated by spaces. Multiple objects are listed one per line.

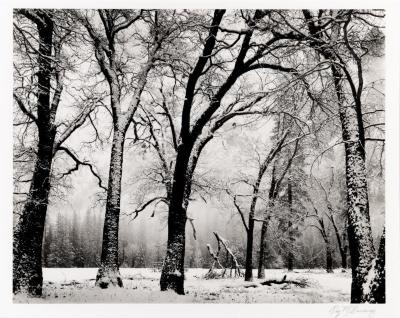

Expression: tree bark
xmin=257 ymin=217 xmax=269 ymax=279
xmin=95 ymin=128 xmax=125 ymax=288
xmin=257 ymin=168 xmax=277 ymax=279
xmin=362 ymin=228 xmax=385 ymax=303
xmin=13 ymin=134 xmax=55 ymax=295
xmin=160 ymin=145 xmax=192 ymax=294
xmin=13 ymin=19 xmax=55 ymax=296
xmin=332 ymin=64 xmax=375 ymax=302
xmin=245 ymin=169 xmax=267 ymax=281
xmin=244 ymin=214 xmax=255 ymax=281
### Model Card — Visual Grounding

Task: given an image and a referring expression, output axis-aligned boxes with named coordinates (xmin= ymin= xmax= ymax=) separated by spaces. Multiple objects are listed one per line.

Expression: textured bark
xmin=13 ymin=18 xmax=55 ymax=296
xmin=95 ymin=128 xmax=125 ymax=288
xmin=332 ymin=64 xmax=375 ymax=302
xmin=362 ymin=228 xmax=385 ymax=303
xmin=160 ymin=146 xmax=191 ymax=294
xmin=13 ymin=133 xmax=55 ymax=295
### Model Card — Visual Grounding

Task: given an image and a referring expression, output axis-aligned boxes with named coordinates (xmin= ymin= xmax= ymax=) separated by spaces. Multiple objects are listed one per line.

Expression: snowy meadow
xmin=15 ymin=268 xmax=351 ymax=303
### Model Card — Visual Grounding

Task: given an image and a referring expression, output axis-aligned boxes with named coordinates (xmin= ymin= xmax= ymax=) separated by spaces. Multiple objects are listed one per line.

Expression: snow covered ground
xmin=14 ymin=268 xmax=351 ymax=303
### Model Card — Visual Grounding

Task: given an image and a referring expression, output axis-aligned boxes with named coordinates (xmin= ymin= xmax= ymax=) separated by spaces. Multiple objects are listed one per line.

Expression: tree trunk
xmin=160 ymin=146 xmax=191 ymax=294
xmin=96 ymin=128 xmax=125 ymax=288
xmin=287 ymin=227 xmax=294 ymax=271
xmin=362 ymin=228 xmax=385 ymax=303
xmin=326 ymin=243 xmax=334 ymax=273
xmin=13 ymin=21 xmax=55 ymax=296
xmin=331 ymin=65 xmax=375 ymax=303
xmin=244 ymin=217 xmax=255 ymax=281
xmin=287 ymin=180 xmax=294 ymax=272
xmin=258 ymin=168 xmax=277 ymax=279
xmin=340 ymin=248 xmax=347 ymax=272
xmin=257 ymin=219 xmax=268 ymax=279
xmin=330 ymin=214 xmax=347 ymax=272
xmin=244 ymin=168 xmax=264 ymax=281
xmin=13 ymin=136 xmax=55 ymax=295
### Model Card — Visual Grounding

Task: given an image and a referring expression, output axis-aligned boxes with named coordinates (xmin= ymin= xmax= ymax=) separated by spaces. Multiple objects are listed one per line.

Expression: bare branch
xmin=58 ymin=146 xmax=107 ymax=191
xmin=13 ymin=93 xmax=38 ymax=125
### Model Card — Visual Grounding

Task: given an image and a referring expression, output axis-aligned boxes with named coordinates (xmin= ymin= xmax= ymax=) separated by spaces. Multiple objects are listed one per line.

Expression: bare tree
xmin=272 ymin=9 xmax=384 ymax=302
xmin=13 ymin=9 xmax=103 ymax=296
xmin=257 ymin=140 xmax=299 ymax=278
xmin=313 ymin=171 xmax=348 ymax=272
xmin=306 ymin=204 xmax=334 ymax=273
xmin=242 ymin=131 xmax=289 ymax=281
xmin=74 ymin=9 xmax=173 ymax=288
xmin=157 ymin=9 xmax=320 ymax=293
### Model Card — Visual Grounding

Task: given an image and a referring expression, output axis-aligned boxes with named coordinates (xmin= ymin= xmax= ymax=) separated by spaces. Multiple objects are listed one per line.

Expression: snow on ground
xmin=14 ymin=268 xmax=351 ymax=303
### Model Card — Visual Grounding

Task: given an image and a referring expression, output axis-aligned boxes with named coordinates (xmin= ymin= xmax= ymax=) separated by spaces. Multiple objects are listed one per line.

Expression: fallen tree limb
xmin=243 ymin=275 xmax=309 ymax=288
xmin=205 ymin=231 xmax=243 ymax=279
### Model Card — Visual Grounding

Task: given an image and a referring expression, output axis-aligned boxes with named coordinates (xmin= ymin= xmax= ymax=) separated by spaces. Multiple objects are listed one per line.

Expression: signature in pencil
xmin=329 ymin=305 xmax=376 ymax=318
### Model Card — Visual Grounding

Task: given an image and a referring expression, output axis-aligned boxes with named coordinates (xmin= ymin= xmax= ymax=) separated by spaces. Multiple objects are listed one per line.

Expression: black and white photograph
xmin=1 ymin=1 xmax=400 ymax=317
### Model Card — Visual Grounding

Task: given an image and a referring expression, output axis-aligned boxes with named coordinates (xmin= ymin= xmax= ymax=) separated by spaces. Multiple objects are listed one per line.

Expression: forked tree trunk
xmin=13 ymin=20 xmax=55 ymax=296
xmin=96 ymin=128 xmax=126 ymax=288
